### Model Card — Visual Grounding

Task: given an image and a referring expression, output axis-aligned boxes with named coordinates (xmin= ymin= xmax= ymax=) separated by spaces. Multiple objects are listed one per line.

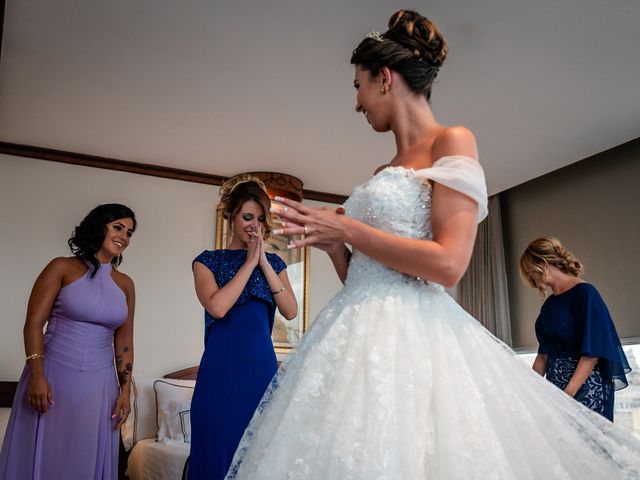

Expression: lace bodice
xmin=345 ymin=166 xmax=434 ymax=241
xmin=342 ymin=156 xmax=488 ymax=291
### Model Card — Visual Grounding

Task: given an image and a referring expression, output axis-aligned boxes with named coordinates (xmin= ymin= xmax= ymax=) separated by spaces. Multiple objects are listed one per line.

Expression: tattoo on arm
xmin=116 ymin=346 xmax=132 ymax=386
xmin=118 ymin=363 xmax=133 ymax=386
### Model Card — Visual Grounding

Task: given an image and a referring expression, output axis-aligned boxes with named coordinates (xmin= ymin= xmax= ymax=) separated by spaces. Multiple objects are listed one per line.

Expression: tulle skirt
xmin=227 ymin=280 xmax=640 ymax=479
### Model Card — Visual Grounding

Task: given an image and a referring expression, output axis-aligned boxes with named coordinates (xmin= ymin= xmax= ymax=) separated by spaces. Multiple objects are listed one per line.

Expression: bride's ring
xmin=304 ymin=226 xmax=308 ymax=236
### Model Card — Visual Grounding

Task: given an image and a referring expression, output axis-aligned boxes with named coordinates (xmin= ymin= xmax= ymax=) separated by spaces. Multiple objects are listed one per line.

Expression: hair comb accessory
xmin=366 ymin=31 xmax=384 ymax=42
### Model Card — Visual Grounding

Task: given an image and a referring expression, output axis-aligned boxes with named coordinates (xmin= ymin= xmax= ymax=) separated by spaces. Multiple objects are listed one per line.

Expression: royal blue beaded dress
xmin=536 ymin=282 xmax=630 ymax=421
xmin=187 ymin=249 xmax=286 ymax=480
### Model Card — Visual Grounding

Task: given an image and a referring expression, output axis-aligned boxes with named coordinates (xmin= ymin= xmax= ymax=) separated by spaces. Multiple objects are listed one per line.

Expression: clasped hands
xmin=271 ymin=196 xmax=349 ymax=253
xmin=246 ymin=224 xmax=269 ymax=269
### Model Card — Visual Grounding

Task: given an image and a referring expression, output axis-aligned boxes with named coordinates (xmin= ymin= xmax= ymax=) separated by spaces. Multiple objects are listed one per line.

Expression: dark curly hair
xmin=68 ymin=204 xmax=137 ymax=277
xmin=350 ymin=9 xmax=448 ymax=102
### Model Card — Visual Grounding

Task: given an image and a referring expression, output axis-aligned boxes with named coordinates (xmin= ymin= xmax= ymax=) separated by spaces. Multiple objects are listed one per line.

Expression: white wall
xmin=0 ymin=155 xmax=343 ymax=379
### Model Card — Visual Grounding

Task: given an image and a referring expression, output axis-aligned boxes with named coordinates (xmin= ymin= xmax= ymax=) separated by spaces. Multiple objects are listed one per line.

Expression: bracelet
xmin=25 ymin=353 xmax=44 ymax=363
xmin=271 ymin=287 xmax=286 ymax=295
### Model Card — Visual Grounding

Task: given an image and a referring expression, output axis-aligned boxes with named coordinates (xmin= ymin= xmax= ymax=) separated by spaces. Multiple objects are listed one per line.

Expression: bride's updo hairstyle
xmin=350 ymin=9 xmax=448 ymax=102
xmin=520 ymin=236 xmax=584 ymax=295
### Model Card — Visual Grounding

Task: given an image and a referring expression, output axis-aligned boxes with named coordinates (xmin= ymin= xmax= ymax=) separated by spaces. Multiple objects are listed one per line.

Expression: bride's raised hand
xmin=271 ymin=197 xmax=349 ymax=251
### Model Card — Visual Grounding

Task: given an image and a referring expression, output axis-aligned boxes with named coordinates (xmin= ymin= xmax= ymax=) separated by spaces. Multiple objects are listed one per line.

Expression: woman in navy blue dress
xmin=188 ymin=176 xmax=298 ymax=479
xmin=520 ymin=236 xmax=630 ymax=421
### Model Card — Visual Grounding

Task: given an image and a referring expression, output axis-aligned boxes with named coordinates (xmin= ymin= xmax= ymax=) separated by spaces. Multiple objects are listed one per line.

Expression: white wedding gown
xmin=226 ymin=156 xmax=640 ymax=479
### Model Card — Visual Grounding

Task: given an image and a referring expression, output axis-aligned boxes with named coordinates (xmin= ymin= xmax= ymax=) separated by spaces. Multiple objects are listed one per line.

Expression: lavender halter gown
xmin=0 ymin=262 xmax=128 ymax=480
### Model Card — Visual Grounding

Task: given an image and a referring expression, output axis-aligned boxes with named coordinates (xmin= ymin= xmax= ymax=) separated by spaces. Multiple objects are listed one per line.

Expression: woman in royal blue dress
xmin=187 ymin=176 xmax=298 ymax=479
xmin=520 ymin=236 xmax=630 ymax=421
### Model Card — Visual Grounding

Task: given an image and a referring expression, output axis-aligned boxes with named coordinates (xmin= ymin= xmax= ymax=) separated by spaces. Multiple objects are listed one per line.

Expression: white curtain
xmin=459 ymin=195 xmax=512 ymax=345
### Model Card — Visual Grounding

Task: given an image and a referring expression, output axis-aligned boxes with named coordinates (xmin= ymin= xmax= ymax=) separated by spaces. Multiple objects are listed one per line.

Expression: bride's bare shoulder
xmin=432 ymin=126 xmax=478 ymax=161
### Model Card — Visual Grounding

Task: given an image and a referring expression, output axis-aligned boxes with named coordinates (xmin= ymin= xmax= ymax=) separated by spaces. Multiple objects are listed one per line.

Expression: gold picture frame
xmin=215 ymin=203 xmax=310 ymax=353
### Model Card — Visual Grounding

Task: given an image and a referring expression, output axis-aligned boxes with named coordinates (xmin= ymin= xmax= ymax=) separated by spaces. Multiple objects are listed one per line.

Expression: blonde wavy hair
xmin=519 ymin=236 xmax=584 ymax=295
xmin=219 ymin=174 xmax=273 ymax=239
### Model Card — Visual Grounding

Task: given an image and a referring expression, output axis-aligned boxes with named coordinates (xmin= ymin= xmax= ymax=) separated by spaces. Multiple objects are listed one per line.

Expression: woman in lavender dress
xmin=0 ymin=204 xmax=137 ymax=480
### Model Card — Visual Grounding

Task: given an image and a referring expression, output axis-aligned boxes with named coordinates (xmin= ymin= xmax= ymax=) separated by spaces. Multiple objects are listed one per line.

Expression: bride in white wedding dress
xmin=225 ymin=9 xmax=640 ymax=479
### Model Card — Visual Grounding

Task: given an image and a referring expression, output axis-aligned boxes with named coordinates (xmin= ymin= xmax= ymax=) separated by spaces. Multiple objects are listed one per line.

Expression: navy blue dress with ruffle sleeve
xmin=535 ymin=282 xmax=630 ymax=421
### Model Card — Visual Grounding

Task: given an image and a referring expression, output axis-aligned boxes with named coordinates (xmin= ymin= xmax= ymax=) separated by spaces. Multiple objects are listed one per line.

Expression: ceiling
xmin=1 ymin=0 xmax=639 ymax=196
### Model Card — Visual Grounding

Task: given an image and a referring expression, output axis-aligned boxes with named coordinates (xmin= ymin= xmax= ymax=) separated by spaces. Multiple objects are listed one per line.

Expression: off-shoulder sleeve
xmin=414 ymin=155 xmax=488 ymax=222
xmin=578 ymin=284 xmax=630 ymax=390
